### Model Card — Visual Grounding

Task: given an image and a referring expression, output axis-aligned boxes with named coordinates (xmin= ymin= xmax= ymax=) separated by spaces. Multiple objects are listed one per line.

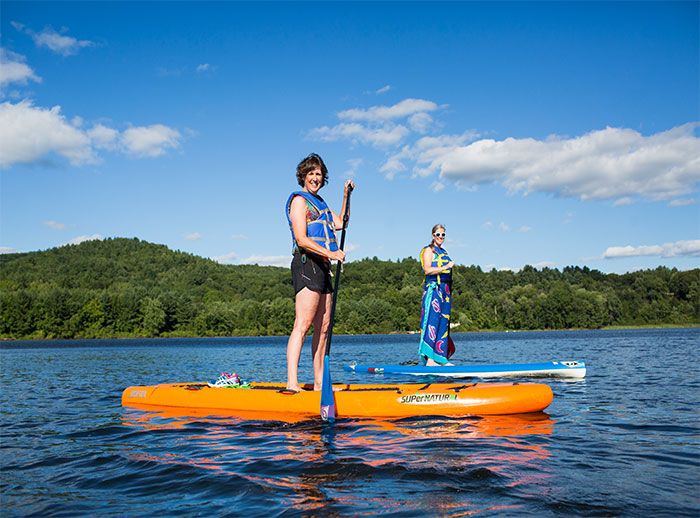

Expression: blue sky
xmin=1 ymin=1 xmax=698 ymax=273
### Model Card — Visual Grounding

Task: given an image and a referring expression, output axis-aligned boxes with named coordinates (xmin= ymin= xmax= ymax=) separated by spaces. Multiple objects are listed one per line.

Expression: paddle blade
xmin=447 ymin=335 xmax=456 ymax=359
xmin=320 ymin=355 xmax=336 ymax=422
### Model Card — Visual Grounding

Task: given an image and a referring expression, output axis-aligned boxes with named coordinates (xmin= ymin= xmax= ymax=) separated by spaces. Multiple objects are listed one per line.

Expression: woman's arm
xmin=421 ymin=248 xmax=454 ymax=275
xmin=290 ymin=196 xmax=345 ymax=261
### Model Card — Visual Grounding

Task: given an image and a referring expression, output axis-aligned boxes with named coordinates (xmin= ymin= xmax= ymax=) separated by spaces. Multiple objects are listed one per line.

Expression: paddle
xmin=320 ymin=184 xmax=353 ymax=422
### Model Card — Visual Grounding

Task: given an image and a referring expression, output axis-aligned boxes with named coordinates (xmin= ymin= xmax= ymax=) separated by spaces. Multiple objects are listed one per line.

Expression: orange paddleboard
xmin=122 ymin=381 xmax=553 ymax=418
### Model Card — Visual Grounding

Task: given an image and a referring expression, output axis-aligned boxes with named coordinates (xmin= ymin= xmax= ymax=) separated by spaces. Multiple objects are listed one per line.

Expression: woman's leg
xmin=286 ymin=288 xmax=321 ymax=391
xmin=311 ymin=292 xmax=333 ymax=390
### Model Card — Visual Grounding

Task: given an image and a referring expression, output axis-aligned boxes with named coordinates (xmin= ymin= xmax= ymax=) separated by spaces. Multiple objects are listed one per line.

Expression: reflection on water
xmin=123 ymin=404 xmax=554 ymax=432
xmin=121 ymin=406 xmax=554 ymax=514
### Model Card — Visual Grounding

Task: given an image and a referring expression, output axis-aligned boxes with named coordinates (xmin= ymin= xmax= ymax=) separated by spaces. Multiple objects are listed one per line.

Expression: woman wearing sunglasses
xmin=418 ymin=224 xmax=456 ymax=366
xmin=284 ymin=153 xmax=354 ymax=392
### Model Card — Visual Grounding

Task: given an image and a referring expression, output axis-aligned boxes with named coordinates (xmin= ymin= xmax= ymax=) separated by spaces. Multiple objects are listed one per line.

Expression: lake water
xmin=1 ymin=328 xmax=699 ymax=516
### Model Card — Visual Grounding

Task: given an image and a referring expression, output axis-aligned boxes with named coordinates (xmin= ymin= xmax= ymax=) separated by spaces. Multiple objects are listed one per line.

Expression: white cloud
xmin=499 ymin=222 xmax=510 ymax=232
xmin=184 ymin=232 xmax=202 ymax=241
xmin=212 ymin=251 xmax=238 ymax=264
xmin=408 ymin=112 xmax=433 ymax=134
xmin=309 ymin=122 xmax=408 ymax=148
xmin=87 ymin=124 xmax=118 ymax=150
xmin=431 ymin=181 xmax=445 ymax=192
xmin=0 ymin=48 xmax=41 ymax=89
xmin=381 ymin=131 xmax=479 ymax=179
xmin=492 ymin=262 xmax=557 ymax=271
xmin=603 ymin=239 xmax=700 ymax=259
xmin=120 ymin=124 xmax=181 ymax=158
xmin=44 ymin=220 xmax=66 ymax=230
xmin=66 ymin=234 xmax=102 ymax=246
xmin=231 ymin=234 xmax=249 ymax=240
xmin=159 ymin=64 xmax=216 ymax=77
xmin=309 ymin=97 xmax=447 ymax=151
xmin=613 ymin=197 xmax=634 ymax=207
xmin=0 ymin=101 xmax=182 ymax=168
xmin=669 ymin=198 xmax=696 ymax=207
xmin=35 ymin=29 xmax=93 ymax=55
xmin=376 ymin=85 xmax=391 ymax=94
xmin=312 ymin=96 xmax=700 ymax=204
xmin=239 ymin=255 xmax=290 ymax=267
xmin=338 ymin=98 xmax=439 ymax=122
xmin=482 ymin=221 xmax=493 ymax=229
xmin=213 ymin=252 xmax=297 ymax=267
xmin=0 ymin=247 xmax=17 ymax=254
xmin=344 ymin=158 xmax=363 ymax=178
xmin=435 ymin=124 xmax=700 ymax=202
xmin=379 ymin=152 xmax=408 ymax=179
xmin=13 ymin=23 xmax=93 ymax=56
xmin=519 ymin=226 xmax=532 ymax=233
xmin=0 ymin=101 xmax=95 ymax=166
xmin=532 ymin=261 xmax=556 ymax=269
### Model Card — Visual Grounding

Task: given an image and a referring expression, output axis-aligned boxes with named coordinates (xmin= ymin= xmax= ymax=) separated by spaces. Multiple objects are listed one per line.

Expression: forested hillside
xmin=1 ymin=238 xmax=697 ymax=339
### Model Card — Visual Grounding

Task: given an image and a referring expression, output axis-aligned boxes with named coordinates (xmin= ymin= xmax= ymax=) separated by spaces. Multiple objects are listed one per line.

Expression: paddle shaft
xmin=325 ymin=186 xmax=352 ymax=356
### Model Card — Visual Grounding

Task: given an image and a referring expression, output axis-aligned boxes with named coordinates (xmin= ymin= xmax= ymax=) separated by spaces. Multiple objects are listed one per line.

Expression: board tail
xmin=320 ymin=355 xmax=336 ymax=422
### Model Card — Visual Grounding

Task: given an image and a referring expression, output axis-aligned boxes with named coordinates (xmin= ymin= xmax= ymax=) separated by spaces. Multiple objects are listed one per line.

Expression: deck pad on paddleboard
xmin=344 ymin=360 xmax=586 ymax=379
xmin=122 ymin=381 xmax=553 ymax=417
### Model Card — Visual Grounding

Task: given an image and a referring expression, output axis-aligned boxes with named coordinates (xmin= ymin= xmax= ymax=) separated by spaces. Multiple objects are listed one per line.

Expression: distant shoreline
xmin=2 ymin=324 xmax=698 ymax=342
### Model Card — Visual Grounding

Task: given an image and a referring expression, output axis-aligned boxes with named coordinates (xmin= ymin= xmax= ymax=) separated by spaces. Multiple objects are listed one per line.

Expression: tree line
xmin=1 ymin=237 xmax=697 ymax=340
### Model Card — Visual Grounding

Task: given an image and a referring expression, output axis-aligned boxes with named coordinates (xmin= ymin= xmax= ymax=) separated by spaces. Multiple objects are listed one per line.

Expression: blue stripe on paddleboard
xmin=344 ymin=360 xmax=586 ymax=377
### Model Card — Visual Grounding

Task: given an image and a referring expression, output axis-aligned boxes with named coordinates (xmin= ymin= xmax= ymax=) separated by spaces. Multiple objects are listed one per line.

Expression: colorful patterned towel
xmin=418 ymin=281 xmax=455 ymax=364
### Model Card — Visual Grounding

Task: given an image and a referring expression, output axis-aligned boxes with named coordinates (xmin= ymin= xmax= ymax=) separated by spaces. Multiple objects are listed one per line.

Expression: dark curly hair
xmin=296 ymin=153 xmax=329 ymax=188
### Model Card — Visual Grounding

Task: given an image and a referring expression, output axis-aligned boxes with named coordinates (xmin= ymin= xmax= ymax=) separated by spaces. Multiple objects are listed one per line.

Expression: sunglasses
xmin=433 ymin=233 xmax=445 ymax=238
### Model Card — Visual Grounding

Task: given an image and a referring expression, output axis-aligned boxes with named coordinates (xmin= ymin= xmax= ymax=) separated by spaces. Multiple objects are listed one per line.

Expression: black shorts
xmin=291 ymin=251 xmax=333 ymax=294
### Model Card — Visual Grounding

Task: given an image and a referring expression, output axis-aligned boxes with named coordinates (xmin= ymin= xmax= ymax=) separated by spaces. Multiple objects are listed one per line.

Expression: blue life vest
xmin=285 ymin=191 xmax=339 ymax=254
xmin=420 ymin=245 xmax=452 ymax=285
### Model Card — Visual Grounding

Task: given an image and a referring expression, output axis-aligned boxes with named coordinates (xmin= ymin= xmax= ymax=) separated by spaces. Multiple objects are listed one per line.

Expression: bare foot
xmin=426 ymin=359 xmax=453 ymax=367
xmin=285 ymin=385 xmax=303 ymax=393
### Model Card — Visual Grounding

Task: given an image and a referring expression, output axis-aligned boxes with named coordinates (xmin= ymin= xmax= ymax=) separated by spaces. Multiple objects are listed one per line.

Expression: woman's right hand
xmin=445 ymin=261 xmax=455 ymax=270
xmin=331 ymin=250 xmax=346 ymax=262
xmin=344 ymin=179 xmax=355 ymax=194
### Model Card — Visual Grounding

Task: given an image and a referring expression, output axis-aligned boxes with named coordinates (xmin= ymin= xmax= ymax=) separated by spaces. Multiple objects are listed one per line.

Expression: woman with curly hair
xmin=284 ymin=153 xmax=354 ymax=391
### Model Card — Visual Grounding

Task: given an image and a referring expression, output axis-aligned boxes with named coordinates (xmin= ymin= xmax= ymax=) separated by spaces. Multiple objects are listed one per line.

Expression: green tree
xmin=141 ymin=297 xmax=166 ymax=337
xmin=68 ymin=297 xmax=106 ymax=338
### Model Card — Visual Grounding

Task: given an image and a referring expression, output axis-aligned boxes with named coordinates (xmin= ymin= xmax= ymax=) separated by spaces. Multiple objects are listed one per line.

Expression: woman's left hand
xmin=344 ymin=179 xmax=355 ymax=194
